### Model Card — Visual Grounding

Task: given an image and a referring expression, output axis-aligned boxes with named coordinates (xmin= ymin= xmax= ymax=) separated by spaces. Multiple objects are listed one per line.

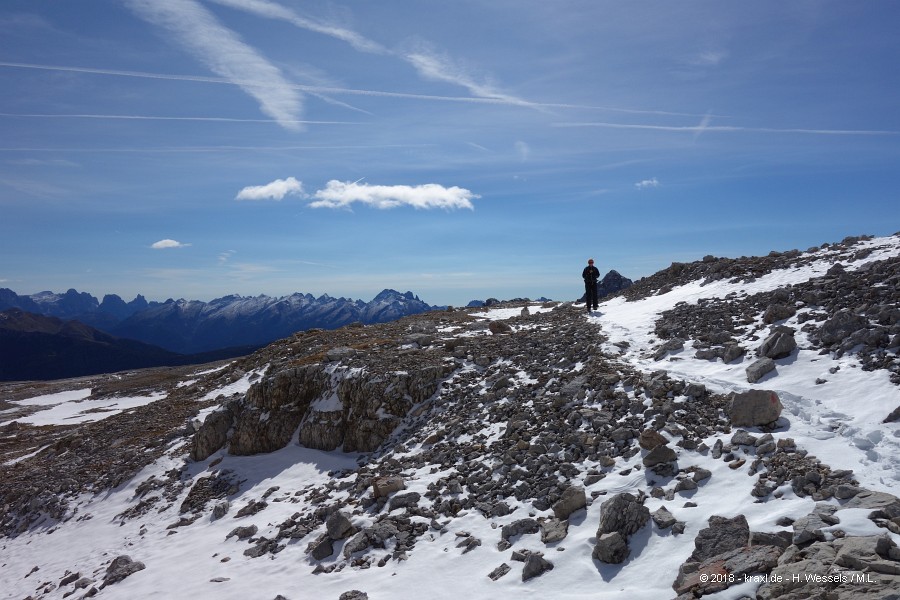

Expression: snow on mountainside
xmin=110 ymin=289 xmax=439 ymax=353
xmin=1 ymin=234 xmax=899 ymax=600
xmin=0 ymin=288 xmax=443 ymax=355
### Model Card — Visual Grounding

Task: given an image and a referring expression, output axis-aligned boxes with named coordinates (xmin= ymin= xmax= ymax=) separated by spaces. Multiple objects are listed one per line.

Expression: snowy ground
xmin=2 ymin=241 xmax=899 ymax=600
xmin=594 ymin=235 xmax=900 ymax=493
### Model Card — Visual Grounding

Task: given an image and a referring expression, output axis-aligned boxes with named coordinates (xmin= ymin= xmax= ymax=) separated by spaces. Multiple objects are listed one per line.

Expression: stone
xmin=792 ymin=512 xmax=829 ymax=545
xmin=487 ymin=563 xmax=511 ymax=581
xmin=746 ymin=357 xmax=776 ymax=383
xmin=372 ymin=476 xmax=405 ymax=498
xmin=339 ymin=591 xmax=369 ymax=600
xmin=690 ymin=515 xmax=750 ymax=562
xmin=673 ymin=544 xmax=783 ymax=596
xmin=226 ymin=524 xmax=258 ymax=540
xmin=642 ymin=444 xmax=677 ymax=468
xmin=593 ymin=531 xmax=629 ymax=564
xmin=758 ymin=326 xmax=798 ymax=359
xmin=691 ymin=468 xmax=712 ymax=483
xmin=521 ymin=553 xmax=554 ymax=581
xmin=596 ymin=492 xmax=650 ymax=538
xmin=722 ymin=343 xmax=746 ymax=363
xmin=343 ymin=531 xmax=371 ymax=558
xmin=501 ymin=518 xmax=540 ymax=542
xmin=843 ymin=490 xmax=900 ymax=519
xmin=212 ymin=501 xmax=230 ymax=520
xmin=388 ymin=491 xmax=421 ymax=512
xmin=817 ymin=311 xmax=869 ymax=345
xmin=652 ymin=506 xmax=677 ymax=529
xmin=750 ymin=531 xmax=793 ymax=549
xmin=726 ymin=389 xmax=783 ymax=426
xmin=552 ymin=485 xmax=586 ymax=520
xmin=763 ymin=303 xmax=797 ymax=324
xmin=638 ymin=429 xmax=668 ymax=450
xmin=540 ymin=518 xmax=568 ymax=543
xmin=309 ymin=535 xmax=335 ymax=560
xmin=190 ymin=404 xmax=236 ymax=461
xmin=489 ymin=320 xmax=513 ymax=334
xmin=833 ymin=535 xmax=900 ymax=575
xmin=325 ymin=511 xmax=356 ymax=540
xmin=103 ymin=556 xmax=145 ymax=587
xmin=730 ymin=429 xmax=758 ymax=446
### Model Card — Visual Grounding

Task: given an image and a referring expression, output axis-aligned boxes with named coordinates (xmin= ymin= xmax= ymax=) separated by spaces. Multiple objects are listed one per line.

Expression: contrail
xmin=0 ymin=112 xmax=361 ymax=125
xmin=0 ymin=61 xmax=714 ymax=117
xmin=554 ymin=121 xmax=900 ymax=136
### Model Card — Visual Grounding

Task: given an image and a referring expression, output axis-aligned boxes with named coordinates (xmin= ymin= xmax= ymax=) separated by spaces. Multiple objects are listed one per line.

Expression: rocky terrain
xmin=1 ymin=234 xmax=899 ymax=600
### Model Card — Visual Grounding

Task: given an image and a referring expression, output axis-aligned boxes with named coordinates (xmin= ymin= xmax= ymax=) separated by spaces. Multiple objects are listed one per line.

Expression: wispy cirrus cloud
xmin=310 ymin=180 xmax=477 ymax=210
xmin=403 ymin=46 xmax=536 ymax=108
xmin=151 ymin=239 xmax=191 ymax=249
xmin=206 ymin=0 xmax=388 ymax=54
xmin=235 ymin=177 xmax=305 ymax=201
xmin=202 ymin=0 xmax=536 ymax=108
xmin=124 ymin=0 xmax=304 ymax=130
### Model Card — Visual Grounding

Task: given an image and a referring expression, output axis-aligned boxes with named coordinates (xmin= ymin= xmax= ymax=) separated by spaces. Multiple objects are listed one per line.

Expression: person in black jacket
xmin=582 ymin=258 xmax=600 ymax=313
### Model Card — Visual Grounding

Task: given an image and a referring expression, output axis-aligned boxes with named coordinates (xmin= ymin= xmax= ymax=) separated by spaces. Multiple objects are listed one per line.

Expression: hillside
xmin=0 ymin=309 xmax=257 ymax=382
xmin=0 ymin=234 xmax=898 ymax=600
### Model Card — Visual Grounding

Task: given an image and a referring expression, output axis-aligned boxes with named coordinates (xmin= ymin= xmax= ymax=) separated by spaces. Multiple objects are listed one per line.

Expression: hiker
xmin=582 ymin=258 xmax=600 ymax=313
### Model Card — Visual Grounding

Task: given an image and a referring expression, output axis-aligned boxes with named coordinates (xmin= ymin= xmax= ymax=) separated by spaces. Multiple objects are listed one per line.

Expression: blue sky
xmin=1 ymin=1 xmax=899 ymax=306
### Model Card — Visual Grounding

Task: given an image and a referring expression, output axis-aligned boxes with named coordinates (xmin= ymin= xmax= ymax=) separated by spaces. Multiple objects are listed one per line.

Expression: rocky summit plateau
xmin=1 ymin=234 xmax=900 ymax=600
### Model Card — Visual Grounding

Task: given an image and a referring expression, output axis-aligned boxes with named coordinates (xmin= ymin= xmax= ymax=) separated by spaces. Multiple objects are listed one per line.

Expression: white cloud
xmin=688 ymin=49 xmax=729 ymax=67
xmin=124 ymin=0 xmax=304 ymax=130
xmin=515 ymin=140 xmax=530 ymax=162
xmin=309 ymin=180 xmax=478 ymax=210
xmin=218 ymin=250 xmax=236 ymax=264
xmin=151 ymin=239 xmax=191 ymax=249
xmin=235 ymin=177 xmax=305 ymax=201
xmin=635 ymin=178 xmax=660 ymax=189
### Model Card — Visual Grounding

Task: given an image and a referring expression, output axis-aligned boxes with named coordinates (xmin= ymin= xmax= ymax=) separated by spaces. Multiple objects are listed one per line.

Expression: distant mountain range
xmin=0 ymin=308 xmax=252 ymax=381
xmin=0 ymin=288 xmax=442 ymax=355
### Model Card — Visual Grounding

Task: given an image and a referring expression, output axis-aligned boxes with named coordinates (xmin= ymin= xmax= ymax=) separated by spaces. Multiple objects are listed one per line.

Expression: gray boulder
xmin=763 ymin=303 xmax=797 ymax=324
xmin=551 ymin=485 xmax=586 ymax=520
xmin=372 ymin=476 xmax=405 ymax=498
xmin=726 ymin=389 xmax=783 ymax=426
xmin=326 ymin=511 xmax=356 ymax=540
xmin=501 ymin=518 xmax=540 ymax=542
xmin=521 ymin=552 xmax=554 ymax=581
xmin=746 ymin=357 xmax=776 ymax=383
xmin=651 ymin=506 xmax=678 ymax=529
xmin=103 ymin=555 xmax=145 ymax=587
xmin=540 ymin=518 xmax=568 ymax=543
xmin=817 ymin=311 xmax=869 ymax=345
xmin=388 ymin=491 xmax=421 ymax=512
xmin=843 ymin=490 xmax=900 ymax=519
xmin=596 ymin=492 xmax=650 ymax=538
xmin=309 ymin=535 xmax=334 ymax=560
xmin=758 ymin=326 xmax=797 ymax=359
xmin=593 ymin=532 xmax=630 ymax=564
xmin=642 ymin=444 xmax=677 ymax=468
xmin=689 ymin=515 xmax=749 ymax=562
